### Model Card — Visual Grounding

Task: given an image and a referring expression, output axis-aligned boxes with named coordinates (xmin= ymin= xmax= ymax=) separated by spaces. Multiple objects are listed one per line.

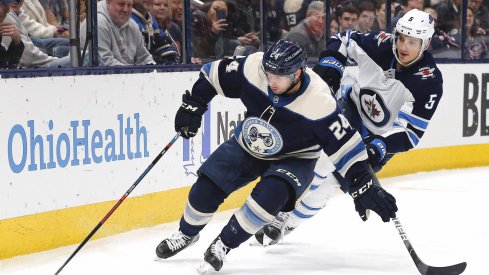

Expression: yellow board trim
xmin=377 ymin=144 xmax=489 ymax=178
xmin=1 ymin=144 xmax=489 ymax=259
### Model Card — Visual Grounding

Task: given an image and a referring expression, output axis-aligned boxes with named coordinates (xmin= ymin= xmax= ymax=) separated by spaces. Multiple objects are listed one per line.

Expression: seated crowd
xmin=1 ymin=0 xmax=488 ymax=69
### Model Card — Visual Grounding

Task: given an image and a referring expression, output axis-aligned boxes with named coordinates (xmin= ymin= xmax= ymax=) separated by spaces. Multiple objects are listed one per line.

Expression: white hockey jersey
xmin=328 ymin=30 xmax=443 ymax=154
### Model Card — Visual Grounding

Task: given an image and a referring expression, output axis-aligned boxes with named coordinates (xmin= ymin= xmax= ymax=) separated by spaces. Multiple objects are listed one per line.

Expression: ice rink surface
xmin=1 ymin=166 xmax=488 ymax=275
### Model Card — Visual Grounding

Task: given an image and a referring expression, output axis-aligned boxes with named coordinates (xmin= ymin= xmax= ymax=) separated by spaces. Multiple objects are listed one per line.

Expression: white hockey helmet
xmin=392 ymin=9 xmax=435 ymax=66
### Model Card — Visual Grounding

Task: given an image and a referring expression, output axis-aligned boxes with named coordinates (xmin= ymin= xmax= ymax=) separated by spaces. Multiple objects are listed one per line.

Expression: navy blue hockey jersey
xmin=192 ymin=52 xmax=370 ymax=182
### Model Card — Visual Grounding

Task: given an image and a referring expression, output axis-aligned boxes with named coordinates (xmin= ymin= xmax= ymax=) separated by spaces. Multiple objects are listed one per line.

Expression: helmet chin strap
xmin=282 ymin=69 xmax=304 ymax=95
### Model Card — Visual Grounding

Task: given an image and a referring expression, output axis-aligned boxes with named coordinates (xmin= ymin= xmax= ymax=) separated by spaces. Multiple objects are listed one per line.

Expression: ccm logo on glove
xmin=350 ymin=179 xmax=372 ymax=199
xmin=181 ymin=102 xmax=200 ymax=112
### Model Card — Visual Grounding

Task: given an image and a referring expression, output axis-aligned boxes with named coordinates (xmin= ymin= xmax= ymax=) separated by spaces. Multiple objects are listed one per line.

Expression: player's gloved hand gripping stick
xmin=174 ymin=90 xmax=208 ymax=139
xmin=348 ymin=173 xmax=397 ymax=222
xmin=349 ymin=172 xmax=466 ymax=274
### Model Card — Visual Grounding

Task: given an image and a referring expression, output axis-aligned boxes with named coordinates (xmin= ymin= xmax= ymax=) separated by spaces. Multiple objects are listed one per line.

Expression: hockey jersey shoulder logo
xmin=226 ymin=60 xmax=240 ymax=73
xmin=359 ymin=88 xmax=391 ymax=127
xmin=414 ymin=66 xmax=435 ymax=79
xmin=374 ymin=32 xmax=392 ymax=46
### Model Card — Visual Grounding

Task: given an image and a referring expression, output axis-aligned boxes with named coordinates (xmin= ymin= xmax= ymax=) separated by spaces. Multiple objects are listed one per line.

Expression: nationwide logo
xmin=182 ymin=108 xmax=211 ymax=177
xmin=414 ymin=66 xmax=435 ymax=79
xmin=182 ymin=103 xmax=246 ymax=177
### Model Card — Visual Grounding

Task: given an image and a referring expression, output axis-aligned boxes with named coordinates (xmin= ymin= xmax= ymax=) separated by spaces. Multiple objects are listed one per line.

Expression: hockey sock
xmin=180 ymin=175 xmax=228 ymax=236
xmin=221 ymin=176 xmax=291 ymax=248
xmin=288 ymin=172 xmax=341 ymax=228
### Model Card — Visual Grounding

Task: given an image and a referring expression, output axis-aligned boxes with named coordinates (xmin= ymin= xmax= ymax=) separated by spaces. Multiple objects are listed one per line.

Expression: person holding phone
xmin=191 ymin=0 xmax=228 ymax=60
xmin=0 ymin=0 xmax=24 ymax=68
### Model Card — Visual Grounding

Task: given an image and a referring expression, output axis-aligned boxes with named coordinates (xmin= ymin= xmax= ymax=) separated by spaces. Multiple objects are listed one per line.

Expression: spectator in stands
xmin=285 ymin=0 xmax=325 ymax=57
xmin=283 ymin=0 xmax=311 ymax=30
xmin=356 ymin=1 xmax=375 ymax=33
xmin=435 ymin=0 xmax=461 ymax=33
xmin=222 ymin=0 xmax=259 ymax=54
xmin=80 ymin=0 xmax=155 ymax=66
xmin=79 ymin=0 xmax=85 ymax=21
xmin=21 ymin=0 xmax=65 ymax=36
xmin=41 ymin=0 xmax=69 ymax=27
xmin=0 ymin=0 xmax=24 ymax=68
xmin=170 ymin=0 xmax=181 ymax=26
xmin=392 ymin=0 xmax=424 ymax=26
xmin=20 ymin=0 xmax=69 ymax=57
xmin=330 ymin=16 xmax=339 ymax=36
xmin=248 ymin=0 xmax=285 ymax=43
xmin=453 ymin=6 xmax=488 ymax=59
xmin=371 ymin=0 xmax=394 ymax=31
xmin=469 ymin=0 xmax=489 ymax=33
xmin=3 ymin=0 xmax=63 ymax=67
xmin=131 ymin=0 xmax=158 ymax=48
xmin=167 ymin=0 xmax=183 ymax=48
xmin=191 ymin=0 xmax=223 ymax=60
xmin=191 ymin=0 xmax=241 ymax=60
xmin=337 ymin=4 xmax=358 ymax=32
xmin=149 ymin=0 xmax=180 ymax=63
xmin=424 ymin=6 xmax=460 ymax=53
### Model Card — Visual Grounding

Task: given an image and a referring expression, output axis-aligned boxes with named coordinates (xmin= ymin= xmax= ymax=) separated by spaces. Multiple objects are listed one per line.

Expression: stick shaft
xmin=55 ymin=132 xmax=181 ymax=275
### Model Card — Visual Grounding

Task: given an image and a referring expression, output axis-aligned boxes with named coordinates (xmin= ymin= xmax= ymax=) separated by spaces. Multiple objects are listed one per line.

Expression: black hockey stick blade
xmin=410 ymin=248 xmax=467 ymax=275
xmin=393 ymin=218 xmax=467 ymax=275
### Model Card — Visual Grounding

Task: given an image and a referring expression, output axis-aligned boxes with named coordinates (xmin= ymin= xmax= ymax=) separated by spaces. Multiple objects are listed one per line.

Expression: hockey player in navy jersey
xmin=255 ymin=9 xmax=443 ymax=246
xmin=154 ymin=39 xmax=398 ymax=273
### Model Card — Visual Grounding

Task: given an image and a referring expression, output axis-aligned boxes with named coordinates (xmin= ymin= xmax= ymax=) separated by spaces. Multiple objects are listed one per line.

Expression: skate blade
xmin=261 ymin=235 xmax=274 ymax=247
xmin=197 ymin=262 xmax=215 ymax=274
xmin=248 ymin=237 xmax=280 ymax=247
xmin=249 ymin=240 xmax=266 ymax=247
xmin=154 ymin=257 xmax=165 ymax=262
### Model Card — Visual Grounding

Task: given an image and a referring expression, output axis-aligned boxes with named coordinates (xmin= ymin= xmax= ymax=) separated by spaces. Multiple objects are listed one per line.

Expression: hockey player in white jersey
xmin=154 ymin=39 xmax=398 ymax=273
xmin=256 ymin=9 xmax=443 ymax=246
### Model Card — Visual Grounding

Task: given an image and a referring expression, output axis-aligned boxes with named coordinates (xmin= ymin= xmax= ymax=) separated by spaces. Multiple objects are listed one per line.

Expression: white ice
xmin=1 ymin=167 xmax=488 ymax=275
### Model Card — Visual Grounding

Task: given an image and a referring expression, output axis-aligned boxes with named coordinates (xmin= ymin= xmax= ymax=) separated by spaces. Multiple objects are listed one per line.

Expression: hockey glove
xmin=366 ymin=138 xmax=387 ymax=170
xmin=313 ymin=50 xmax=346 ymax=93
xmin=174 ymin=90 xmax=208 ymax=139
xmin=349 ymin=174 xmax=397 ymax=222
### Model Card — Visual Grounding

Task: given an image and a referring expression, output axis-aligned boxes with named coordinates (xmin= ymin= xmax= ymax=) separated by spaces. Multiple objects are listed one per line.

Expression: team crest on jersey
xmin=414 ymin=66 xmax=435 ymax=79
xmin=359 ymin=89 xmax=391 ymax=127
xmin=242 ymin=117 xmax=283 ymax=157
xmin=374 ymin=32 xmax=392 ymax=46
xmin=226 ymin=60 xmax=239 ymax=73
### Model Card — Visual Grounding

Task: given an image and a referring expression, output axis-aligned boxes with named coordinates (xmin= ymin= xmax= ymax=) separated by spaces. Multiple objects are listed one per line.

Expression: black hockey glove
xmin=174 ymin=90 xmax=208 ymax=139
xmin=313 ymin=50 xmax=347 ymax=94
xmin=349 ymin=174 xmax=397 ymax=222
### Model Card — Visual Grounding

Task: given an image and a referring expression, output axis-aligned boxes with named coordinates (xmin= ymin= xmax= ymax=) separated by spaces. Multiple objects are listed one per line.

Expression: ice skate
xmin=155 ymin=231 xmax=199 ymax=259
xmin=197 ymin=237 xmax=231 ymax=273
xmin=254 ymin=212 xmax=293 ymax=246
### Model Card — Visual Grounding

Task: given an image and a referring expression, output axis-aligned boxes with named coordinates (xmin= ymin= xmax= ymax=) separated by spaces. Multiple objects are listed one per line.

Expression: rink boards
xmin=1 ymin=64 xmax=488 ymax=259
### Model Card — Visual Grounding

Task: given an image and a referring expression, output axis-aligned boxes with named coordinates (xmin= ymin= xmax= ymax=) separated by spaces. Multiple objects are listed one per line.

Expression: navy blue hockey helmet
xmin=262 ymin=39 xmax=307 ymax=76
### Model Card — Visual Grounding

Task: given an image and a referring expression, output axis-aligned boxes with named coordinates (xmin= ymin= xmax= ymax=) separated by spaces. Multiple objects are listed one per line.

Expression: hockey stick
xmin=55 ymin=132 xmax=181 ymax=275
xmin=393 ymin=217 xmax=467 ymax=275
